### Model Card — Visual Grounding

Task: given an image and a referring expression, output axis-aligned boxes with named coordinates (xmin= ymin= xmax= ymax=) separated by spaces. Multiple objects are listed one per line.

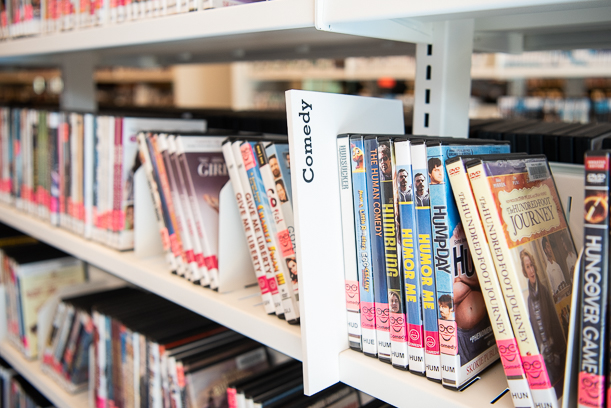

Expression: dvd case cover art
xmin=349 ymin=135 xmax=377 ymax=357
xmin=579 ymin=152 xmax=610 ymax=408
xmin=240 ymin=140 xmax=297 ymax=319
xmin=378 ymin=137 xmax=408 ymax=370
xmin=426 ymin=140 xmax=506 ymax=388
xmin=447 ymin=155 xmax=534 ymax=408
xmin=222 ymin=140 xmax=274 ymax=314
xmin=363 ymin=136 xmax=391 ymax=363
xmin=232 ymin=140 xmax=282 ymax=317
xmin=395 ymin=138 xmax=425 ymax=375
xmin=177 ymin=136 xmax=229 ymax=290
xmin=410 ymin=140 xmax=440 ymax=382
xmin=255 ymin=142 xmax=299 ymax=323
xmin=336 ymin=135 xmax=362 ymax=351
xmin=265 ymin=143 xmax=293 ymax=204
xmin=468 ymin=155 xmax=573 ymax=408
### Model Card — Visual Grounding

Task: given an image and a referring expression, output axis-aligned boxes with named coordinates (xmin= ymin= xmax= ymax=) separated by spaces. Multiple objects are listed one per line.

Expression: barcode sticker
xmin=526 ymin=161 xmax=549 ymax=181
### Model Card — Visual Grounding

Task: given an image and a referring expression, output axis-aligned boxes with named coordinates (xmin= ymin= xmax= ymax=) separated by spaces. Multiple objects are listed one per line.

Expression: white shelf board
xmin=0 ymin=203 xmax=302 ymax=361
xmin=317 ymin=0 xmax=611 ymax=52
xmin=0 ymin=0 xmax=415 ymax=66
xmin=339 ymin=350 xmax=513 ymax=408
xmin=0 ymin=341 xmax=89 ymax=408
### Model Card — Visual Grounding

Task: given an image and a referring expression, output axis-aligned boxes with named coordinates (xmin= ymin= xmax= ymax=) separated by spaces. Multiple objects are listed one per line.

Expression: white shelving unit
xmin=0 ymin=0 xmax=606 ymax=406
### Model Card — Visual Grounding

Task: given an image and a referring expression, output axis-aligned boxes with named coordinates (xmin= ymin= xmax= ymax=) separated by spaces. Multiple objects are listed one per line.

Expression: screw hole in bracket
xmin=424 ymin=113 xmax=429 ymax=128
xmin=425 ymin=89 xmax=430 ymax=104
xmin=426 ymin=65 xmax=431 ymax=80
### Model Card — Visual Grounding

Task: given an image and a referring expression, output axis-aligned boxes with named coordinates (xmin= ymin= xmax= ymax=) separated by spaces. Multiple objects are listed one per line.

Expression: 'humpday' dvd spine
xmin=379 ymin=137 xmax=408 ymax=370
xmin=395 ymin=139 xmax=425 ymax=375
xmin=411 ymin=140 xmax=441 ymax=382
xmin=447 ymin=157 xmax=534 ymax=408
xmin=364 ymin=135 xmax=391 ymax=363
xmin=579 ymin=152 xmax=610 ymax=408
xmin=349 ymin=135 xmax=377 ymax=357
xmin=222 ymin=140 xmax=275 ymax=314
xmin=232 ymin=140 xmax=282 ymax=318
xmin=336 ymin=135 xmax=362 ymax=351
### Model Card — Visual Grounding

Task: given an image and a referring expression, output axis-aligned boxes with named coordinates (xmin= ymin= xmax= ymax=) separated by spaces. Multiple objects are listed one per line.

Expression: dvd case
xmin=349 ymin=135 xmax=377 ymax=357
xmin=468 ymin=155 xmax=573 ymax=408
xmin=336 ymin=135 xmax=362 ymax=351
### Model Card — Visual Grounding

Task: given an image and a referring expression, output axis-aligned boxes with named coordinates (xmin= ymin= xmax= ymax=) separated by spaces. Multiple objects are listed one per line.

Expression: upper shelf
xmin=316 ymin=0 xmax=611 ymax=53
xmin=0 ymin=0 xmax=414 ymax=66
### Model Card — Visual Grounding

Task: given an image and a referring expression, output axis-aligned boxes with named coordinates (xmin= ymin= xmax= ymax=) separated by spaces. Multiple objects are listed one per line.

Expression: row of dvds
xmin=37 ymin=286 xmax=392 ymax=408
xmin=470 ymin=118 xmax=611 ymax=164
xmin=1 ymin=0 xmax=262 ymax=39
xmin=0 ymin=107 xmax=206 ymax=251
xmin=0 ymin=225 xmax=87 ymax=360
xmin=0 ymin=358 xmax=52 ymax=408
xmin=337 ymin=134 xmax=575 ymax=408
xmin=221 ymin=137 xmax=299 ymax=323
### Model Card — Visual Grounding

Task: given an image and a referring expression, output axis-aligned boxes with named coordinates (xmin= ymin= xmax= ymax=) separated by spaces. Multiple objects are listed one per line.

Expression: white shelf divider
xmin=0 ymin=203 xmax=302 ymax=361
xmin=0 ymin=341 xmax=90 ymax=408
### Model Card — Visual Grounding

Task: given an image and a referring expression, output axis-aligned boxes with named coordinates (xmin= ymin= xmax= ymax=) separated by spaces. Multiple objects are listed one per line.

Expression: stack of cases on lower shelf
xmin=0 ymin=107 xmax=206 ymax=252
xmin=1 ymin=239 xmax=86 ymax=360
xmin=336 ymin=133 xmax=576 ymax=408
xmin=222 ymin=136 xmax=300 ymax=325
xmin=226 ymin=360 xmax=366 ymax=408
xmin=85 ymin=287 xmax=272 ymax=408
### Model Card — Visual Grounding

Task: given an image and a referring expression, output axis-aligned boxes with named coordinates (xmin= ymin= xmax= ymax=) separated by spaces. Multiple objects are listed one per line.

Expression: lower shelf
xmin=339 ymin=350 xmax=513 ymax=408
xmin=0 ymin=341 xmax=88 ymax=408
xmin=0 ymin=203 xmax=302 ymax=361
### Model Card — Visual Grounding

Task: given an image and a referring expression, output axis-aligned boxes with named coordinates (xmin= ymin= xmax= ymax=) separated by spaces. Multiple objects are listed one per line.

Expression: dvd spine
xmin=579 ymin=152 xmax=610 ymax=408
xmin=447 ymin=157 xmax=534 ymax=408
xmin=110 ymin=117 xmax=123 ymax=247
xmin=336 ymin=135 xmax=362 ymax=351
xmin=349 ymin=135 xmax=377 ymax=357
xmin=232 ymin=140 xmax=281 ymax=317
xmin=363 ymin=136 xmax=391 ymax=363
xmin=238 ymin=141 xmax=285 ymax=318
xmin=84 ymin=113 xmax=94 ymax=239
xmin=411 ymin=141 xmax=441 ymax=382
xmin=223 ymin=141 xmax=275 ymax=314
xmin=468 ymin=160 xmax=560 ymax=408
xmin=379 ymin=138 xmax=408 ymax=370
xmin=254 ymin=142 xmax=299 ymax=323
xmin=427 ymin=142 xmax=462 ymax=387
xmin=395 ymin=139 xmax=425 ymax=375
xmin=48 ymin=112 xmax=60 ymax=226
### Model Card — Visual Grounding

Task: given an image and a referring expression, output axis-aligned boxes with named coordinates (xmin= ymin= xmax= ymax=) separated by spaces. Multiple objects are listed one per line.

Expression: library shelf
xmin=339 ymin=351 xmax=514 ymax=408
xmin=0 ymin=203 xmax=302 ymax=361
xmin=0 ymin=0 xmax=414 ymax=67
xmin=0 ymin=341 xmax=89 ymax=408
